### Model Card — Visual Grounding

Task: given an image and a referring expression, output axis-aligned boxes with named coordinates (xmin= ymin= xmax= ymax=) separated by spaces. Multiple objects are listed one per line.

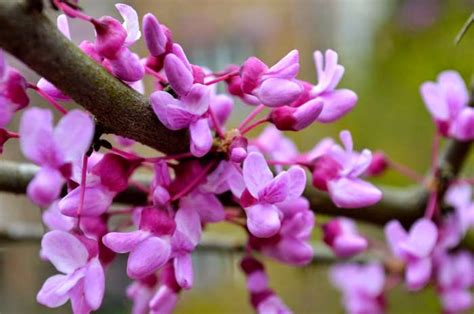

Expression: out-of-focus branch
xmin=0 ymin=2 xmax=189 ymax=155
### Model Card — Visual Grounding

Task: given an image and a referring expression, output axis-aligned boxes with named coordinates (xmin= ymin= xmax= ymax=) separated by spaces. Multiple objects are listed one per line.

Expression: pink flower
xmin=436 ymin=252 xmax=474 ymax=313
xmin=309 ymin=49 xmax=357 ymax=122
xmin=37 ymin=231 xmax=105 ymax=313
xmin=385 ymin=218 xmax=438 ymax=290
xmin=143 ymin=13 xmax=170 ymax=57
xmin=241 ymin=152 xmax=306 ymax=238
xmin=330 ymin=262 xmax=385 ymax=314
xmin=311 ymin=130 xmax=382 ymax=208
xmin=0 ymin=51 xmax=29 ymax=128
xmin=149 ymin=262 xmax=181 ymax=314
xmin=240 ymin=256 xmax=292 ymax=314
xmin=445 ymin=182 xmax=474 ymax=235
xmin=250 ymin=199 xmax=315 ymax=265
xmin=19 ymin=108 xmax=94 ymax=206
xmin=151 ymin=84 xmax=213 ymax=157
xmin=127 ymin=274 xmax=159 ymax=314
xmin=103 ymin=208 xmax=175 ymax=279
xmin=241 ymin=50 xmax=303 ymax=107
xmin=421 ymin=70 xmax=474 ymax=140
xmin=323 ymin=218 xmax=367 ymax=258
xmin=269 ymin=98 xmax=323 ymax=131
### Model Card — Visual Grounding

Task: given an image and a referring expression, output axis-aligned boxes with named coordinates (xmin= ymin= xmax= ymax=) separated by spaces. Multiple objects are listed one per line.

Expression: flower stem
xmin=386 ymin=157 xmax=424 ymax=183
xmin=238 ymin=104 xmax=265 ymax=130
xmin=171 ymin=160 xmax=217 ymax=201
xmin=240 ymin=117 xmax=269 ymax=135
xmin=204 ymin=70 xmax=239 ymax=86
xmin=208 ymin=106 xmax=225 ymax=139
xmin=28 ymin=83 xmax=68 ymax=115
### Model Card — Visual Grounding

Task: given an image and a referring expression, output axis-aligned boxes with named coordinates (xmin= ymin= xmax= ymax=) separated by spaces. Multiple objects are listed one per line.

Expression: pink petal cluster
xmin=421 ymin=70 xmax=474 ymax=141
xmin=330 ymin=263 xmax=386 ymax=314
xmin=241 ymin=256 xmax=292 ymax=314
xmin=385 ymin=218 xmax=438 ymax=290
xmin=19 ymin=108 xmax=94 ymax=206
xmin=311 ymin=130 xmax=382 ymax=208
xmin=322 ymin=218 xmax=367 ymax=258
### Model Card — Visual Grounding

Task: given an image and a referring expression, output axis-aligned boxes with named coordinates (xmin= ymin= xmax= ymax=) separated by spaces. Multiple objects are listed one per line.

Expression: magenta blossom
xmin=436 ymin=252 xmax=474 ymax=313
xmin=127 ymin=274 xmax=159 ymax=314
xmin=19 ymin=108 xmax=94 ymax=206
xmin=249 ymin=198 xmax=315 ymax=265
xmin=385 ymin=218 xmax=438 ymax=290
xmin=445 ymin=182 xmax=474 ymax=235
xmin=323 ymin=218 xmax=368 ymax=258
xmin=0 ymin=51 xmax=29 ymax=128
xmin=149 ymin=262 xmax=182 ymax=314
xmin=421 ymin=70 xmax=474 ymax=141
xmin=240 ymin=256 xmax=292 ymax=314
xmin=151 ymin=84 xmax=213 ymax=157
xmin=241 ymin=50 xmax=303 ymax=108
xmin=241 ymin=152 xmax=307 ymax=238
xmin=103 ymin=208 xmax=175 ymax=279
xmin=311 ymin=130 xmax=382 ymax=208
xmin=37 ymin=230 xmax=105 ymax=313
xmin=330 ymin=262 xmax=385 ymax=314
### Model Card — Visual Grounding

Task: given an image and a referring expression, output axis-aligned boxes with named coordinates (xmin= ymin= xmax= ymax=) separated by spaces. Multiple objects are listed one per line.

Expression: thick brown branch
xmin=0 ymin=2 xmax=189 ymax=154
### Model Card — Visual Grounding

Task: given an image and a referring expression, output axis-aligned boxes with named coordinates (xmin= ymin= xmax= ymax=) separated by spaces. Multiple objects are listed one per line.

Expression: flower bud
xmin=366 ymin=151 xmax=388 ymax=176
xmin=93 ymin=16 xmax=127 ymax=59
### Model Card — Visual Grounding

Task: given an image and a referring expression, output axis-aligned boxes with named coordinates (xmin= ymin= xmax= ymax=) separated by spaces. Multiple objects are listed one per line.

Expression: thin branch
xmin=455 ymin=12 xmax=474 ymax=44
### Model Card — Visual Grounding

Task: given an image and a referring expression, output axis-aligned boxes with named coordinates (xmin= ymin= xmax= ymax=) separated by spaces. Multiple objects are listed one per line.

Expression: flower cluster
xmin=2 ymin=1 xmax=474 ymax=314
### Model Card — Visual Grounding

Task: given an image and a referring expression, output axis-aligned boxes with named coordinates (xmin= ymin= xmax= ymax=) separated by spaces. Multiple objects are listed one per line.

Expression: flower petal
xmin=37 ymin=274 xmax=74 ymax=308
xmin=406 ymin=258 xmax=432 ymax=291
xmin=243 ymin=152 xmax=273 ymax=198
xmin=286 ymin=166 xmax=306 ymax=199
xmin=54 ymin=109 xmax=94 ymax=164
xmin=164 ymin=53 xmax=193 ymax=96
xmin=115 ymin=3 xmax=141 ymax=46
xmin=258 ymin=171 xmax=289 ymax=204
xmin=245 ymin=203 xmax=281 ymax=238
xmin=174 ymin=253 xmax=193 ymax=290
xmin=327 ymin=178 xmax=382 ymax=208
xmin=27 ymin=167 xmax=64 ymax=207
xmin=384 ymin=219 xmax=407 ymax=257
xmin=59 ymin=185 xmax=113 ymax=217
xmin=84 ymin=258 xmax=105 ymax=310
xmin=189 ymin=118 xmax=212 ymax=157
xmin=19 ymin=108 xmax=57 ymax=165
xmin=127 ymin=237 xmax=171 ymax=279
xmin=404 ymin=218 xmax=437 ymax=258
xmin=41 ymin=230 xmax=88 ymax=273
xmin=256 ymin=78 xmax=302 ymax=107
xmin=102 ymin=230 xmax=150 ymax=253
xmin=316 ymin=89 xmax=357 ymax=123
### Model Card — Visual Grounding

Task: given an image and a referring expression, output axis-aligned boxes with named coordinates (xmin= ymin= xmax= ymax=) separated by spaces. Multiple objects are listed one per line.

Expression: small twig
xmin=455 ymin=12 xmax=474 ymax=44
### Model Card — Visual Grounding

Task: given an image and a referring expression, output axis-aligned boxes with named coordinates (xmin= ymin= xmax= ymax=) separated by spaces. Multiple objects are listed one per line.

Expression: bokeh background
xmin=1 ymin=0 xmax=474 ymax=313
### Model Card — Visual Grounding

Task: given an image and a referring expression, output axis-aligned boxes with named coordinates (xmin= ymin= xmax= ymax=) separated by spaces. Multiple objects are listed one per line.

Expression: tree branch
xmin=0 ymin=2 xmax=189 ymax=155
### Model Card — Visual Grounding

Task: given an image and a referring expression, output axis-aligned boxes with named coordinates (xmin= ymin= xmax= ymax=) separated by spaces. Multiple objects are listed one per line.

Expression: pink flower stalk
xmin=421 ymin=70 xmax=474 ymax=141
xmin=311 ymin=130 xmax=382 ymax=208
xmin=330 ymin=262 xmax=386 ymax=314
xmin=385 ymin=218 xmax=438 ymax=290
xmin=241 ymin=152 xmax=307 ymax=238
xmin=249 ymin=198 xmax=315 ymax=265
xmin=19 ymin=108 xmax=94 ymax=206
xmin=37 ymin=230 xmax=105 ymax=313
xmin=240 ymin=256 xmax=292 ymax=314
xmin=0 ymin=51 xmax=29 ymax=128
xmin=127 ymin=274 xmax=159 ymax=314
xmin=436 ymin=252 xmax=474 ymax=313
xmin=322 ymin=218 xmax=368 ymax=258
xmin=240 ymin=50 xmax=303 ymax=108
xmin=445 ymin=182 xmax=474 ymax=235
xmin=149 ymin=262 xmax=182 ymax=314
xmin=103 ymin=208 xmax=175 ymax=279
xmin=151 ymin=84 xmax=213 ymax=157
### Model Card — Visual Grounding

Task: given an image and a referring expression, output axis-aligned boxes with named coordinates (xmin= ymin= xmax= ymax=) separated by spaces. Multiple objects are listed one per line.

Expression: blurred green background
xmin=1 ymin=0 xmax=474 ymax=313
